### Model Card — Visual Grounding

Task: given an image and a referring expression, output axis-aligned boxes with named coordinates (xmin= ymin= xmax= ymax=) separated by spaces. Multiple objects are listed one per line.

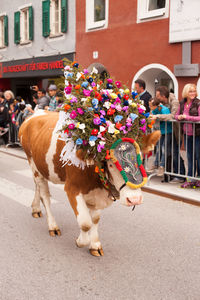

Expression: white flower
xmin=108 ymin=124 xmax=115 ymax=134
xmin=89 ymin=141 xmax=95 ymax=147
xmin=79 ymin=123 xmax=85 ymax=133
xmin=76 ymin=72 xmax=82 ymax=81
xmin=103 ymin=102 xmax=111 ymax=109
xmin=119 ymin=144 xmax=127 ymax=151
xmin=124 ymin=166 xmax=131 ymax=173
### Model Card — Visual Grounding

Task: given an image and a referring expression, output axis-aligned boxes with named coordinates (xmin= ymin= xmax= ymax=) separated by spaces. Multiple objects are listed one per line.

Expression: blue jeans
xmin=155 ymin=134 xmax=172 ymax=168
xmin=184 ymin=135 xmax=200 ymax=178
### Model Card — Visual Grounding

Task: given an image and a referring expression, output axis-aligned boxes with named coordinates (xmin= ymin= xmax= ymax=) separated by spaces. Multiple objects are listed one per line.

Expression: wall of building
xmin=76 ymin=0 xmax=200 ymax=99
xmin=0 ymin=0 xmax=75 ymax=62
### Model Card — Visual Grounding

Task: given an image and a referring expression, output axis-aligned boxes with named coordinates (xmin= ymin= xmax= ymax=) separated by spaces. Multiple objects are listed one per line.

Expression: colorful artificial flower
xmin=70 ymin=110 xmax=77 ymax=119
xmin=93 ymin=117 xmax=101 ymax=125
xmin=68 ymin=123 xmax=75 ymax=130
xmin=91 ymin=129 xmax=98 ymax=135
xmin=77 ymin=108 xmax=84 ymax=115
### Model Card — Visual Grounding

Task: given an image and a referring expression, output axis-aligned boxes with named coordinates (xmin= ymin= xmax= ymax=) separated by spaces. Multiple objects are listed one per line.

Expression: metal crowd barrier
xmin=145 ymin=119 xmax=200 ymax=182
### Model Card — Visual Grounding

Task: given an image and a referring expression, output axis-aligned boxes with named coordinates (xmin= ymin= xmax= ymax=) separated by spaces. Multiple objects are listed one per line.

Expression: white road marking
xmin=0 ymin=177 xmax=57 ymax=208
xmin=13 ymin=169 xmax=64 ymax=191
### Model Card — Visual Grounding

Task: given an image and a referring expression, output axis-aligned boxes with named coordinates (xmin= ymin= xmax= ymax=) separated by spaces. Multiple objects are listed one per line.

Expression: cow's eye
xmin=109 ymin=164 xmax=113 ymax=167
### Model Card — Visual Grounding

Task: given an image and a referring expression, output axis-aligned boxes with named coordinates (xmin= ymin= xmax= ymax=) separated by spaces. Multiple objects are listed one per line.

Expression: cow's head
xmin=104 ymin=131 xmax=161 ymax=207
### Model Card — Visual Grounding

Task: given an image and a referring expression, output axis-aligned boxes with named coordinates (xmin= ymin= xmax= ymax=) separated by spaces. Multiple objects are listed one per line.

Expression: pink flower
xmin=70 ymin=110 xmax=77 ymax=119
xmin=115 ymin=81 xmax=121 ymax=88
xmin=83 ymin=69 xmax=89 ymax=74
xmin=70 ymin=96 xmax=77 ymax=103
xmin=140 ymin=124 xmax=146 ymax=133
xmin=65 ymin=86 xmax=72 ymax=94
xmin=93 ymin=118 xmax=101 ymax=125
xmin=83 ymin=89 xmax=92 ymax=97
xmin=68 ymin=123 xmax=75 ymax=130
xmin=77 ymin=108 xmax=84 ymax=115
xmin=114 ymin=98 xmax=121 ymax=104
xmin=107 ymin=78 xmax=113 ymax=83
xmin=138 ymin=107 xmax=145 ymax=114
xmin=97 ymin=144 xmax=105 ymax=152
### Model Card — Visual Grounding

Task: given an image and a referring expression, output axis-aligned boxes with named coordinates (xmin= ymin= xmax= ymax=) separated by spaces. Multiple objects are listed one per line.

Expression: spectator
xmin=4 ymin=90 xmax=17 ymax=144
xmin=0 ymin=92 xmax=9 ymax=144
xmin=134 ymin=79 xmax=152 ymax=112
xmin=47 ymin=84 xmax=57 ymax=111
xmin=37 ymin=88 xmax=49 ymax=109
xmin=0 ymin=92 xmax=9 ymax=128
xmin=149 ymin=98 xmax=172 ymax=176
xmin=153 ymin=86 xmax=185 ymax=183
xmin=175 ymin=83 xmax=200 ymax=188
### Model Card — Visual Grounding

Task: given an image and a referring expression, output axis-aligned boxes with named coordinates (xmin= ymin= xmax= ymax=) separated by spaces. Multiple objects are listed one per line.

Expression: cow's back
xmin=19 ymin=111 xmax=66 ymax=182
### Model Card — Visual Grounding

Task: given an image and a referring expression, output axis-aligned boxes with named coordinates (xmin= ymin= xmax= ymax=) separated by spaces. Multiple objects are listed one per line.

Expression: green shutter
xmin=61 ymin=0 xmax=68 ymax=33
xmin=42 ymin=0 xmax=50 ymax=37
xmin=29 ymin=6 xmax=34 ymax=41
xmin=14 ymin=11 xmax=20 ymax=44
xmin=4 ymin=15 xmax=8 ymax=46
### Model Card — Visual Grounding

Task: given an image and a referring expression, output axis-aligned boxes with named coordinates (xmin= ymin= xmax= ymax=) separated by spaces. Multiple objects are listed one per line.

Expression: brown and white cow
xmin=19 ymin=111 xmax=160 ymax=256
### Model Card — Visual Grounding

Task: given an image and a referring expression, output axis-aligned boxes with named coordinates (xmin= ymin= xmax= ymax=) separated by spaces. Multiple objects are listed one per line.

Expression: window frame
xmin=20 ymin=7 xmax=30 ymax=43
xmin=50 ymin=0 xmax=62 ymax=37
xmin=137 ymin=0 xmax=169 ymax=23
xmin=0 ymin=14 xmax=7 ymax=48
xmin=86 ymin=0 xmax=109 ymax=32
xmin=0 ymin=15 xmax=5 ymax=48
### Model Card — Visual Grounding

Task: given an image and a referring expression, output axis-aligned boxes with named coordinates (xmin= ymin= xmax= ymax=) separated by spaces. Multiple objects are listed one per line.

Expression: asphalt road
xmin=0 ymin=151 xmax=200 ymax=300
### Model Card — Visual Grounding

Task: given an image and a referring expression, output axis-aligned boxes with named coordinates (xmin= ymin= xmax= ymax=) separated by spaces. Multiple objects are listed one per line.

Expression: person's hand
xmin=32 ymin=85 xmax=39 ymax=91
xmin=178 ymin=114 xmax=185 ymax=120
xmin=44 ymin=106 xmax=49 ymax=110
xmin=16 ymin=121 xmax=19 ymax=126
xmin=150 ymin=115 xmax=157 ymax=120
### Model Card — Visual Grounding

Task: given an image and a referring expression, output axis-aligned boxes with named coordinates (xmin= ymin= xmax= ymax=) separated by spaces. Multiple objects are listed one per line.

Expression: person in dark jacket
xmin=134 ymin=79 xmax=152 ymax=112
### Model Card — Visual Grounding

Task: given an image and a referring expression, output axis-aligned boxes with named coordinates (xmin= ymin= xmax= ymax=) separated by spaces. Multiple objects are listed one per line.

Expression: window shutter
xmin=14 ymin=11 xmax=20 ymax=44
xmin=42 ymin=0 xmax=50 ymax=37
xmin=61 ymin=0 xmax=68 ymax=33
xmin=4 ymin=15 xmax=8 ymax=46
xmin=29 ymin=6 xmax=34 ymax=41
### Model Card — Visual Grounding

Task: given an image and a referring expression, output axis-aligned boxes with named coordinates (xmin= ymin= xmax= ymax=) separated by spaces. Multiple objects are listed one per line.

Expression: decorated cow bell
xmin=110 ymin=138 xmax=147 ymax=189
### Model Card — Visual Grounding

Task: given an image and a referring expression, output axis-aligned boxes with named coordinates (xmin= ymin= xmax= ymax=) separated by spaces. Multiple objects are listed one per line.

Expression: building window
xmin=137 ymin=0 xmax=169 ymax=22
xmin=86 ymin=0 xmax=108 ymax=31
xmin=0 ymin=15 xmax=8 ymax=47
xmin=50 ymin=0 xmax=61 ymax=35
xmin=21 ymin=8 xmax=29 ymax=42
xmin=14 ymin=7 xmax=33 ymax=44
xmin=42 ymin=0 xmax=68 ymax=38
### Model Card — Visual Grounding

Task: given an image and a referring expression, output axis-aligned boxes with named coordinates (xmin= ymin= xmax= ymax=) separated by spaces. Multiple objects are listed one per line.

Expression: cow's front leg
xmin=89 ymin=209 xmax=104 ymax=257
xmin=75 ymin=194 xmax=92 ymax=248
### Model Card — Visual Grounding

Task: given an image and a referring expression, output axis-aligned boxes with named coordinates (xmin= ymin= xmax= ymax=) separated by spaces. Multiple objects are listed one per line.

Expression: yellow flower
xmin=131 ymin=102 xmax=137 ymax=108
xmin=76 ymin=122 xmax=80 ymax=128
xmin=124 ymin=89 xmax=130 ymax=94
xmin=114 ymin=129 xmax=120 ymax=135
xmin=110 ymin=93 xmax=118 ymax=99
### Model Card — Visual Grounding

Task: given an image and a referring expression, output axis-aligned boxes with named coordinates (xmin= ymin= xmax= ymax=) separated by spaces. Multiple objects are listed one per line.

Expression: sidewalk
xmin=0 ymin=145 xmax=199 ymax=204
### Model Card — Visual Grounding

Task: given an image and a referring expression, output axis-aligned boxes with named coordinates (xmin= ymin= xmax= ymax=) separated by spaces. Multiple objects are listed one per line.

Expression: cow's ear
xmin=76 ymin=149 xmax=94 ymax=165
xmin=141 ymin=130 xmax=161 ymax=154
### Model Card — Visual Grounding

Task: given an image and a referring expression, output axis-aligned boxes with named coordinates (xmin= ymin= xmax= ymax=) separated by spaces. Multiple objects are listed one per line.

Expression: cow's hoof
xmin=89 ymin=248 xmax=104 ymax=257
xmin=49 ymin=229 xmax=61 ymax=237
xmin=32 ymin=211 xmax=43 ymax=218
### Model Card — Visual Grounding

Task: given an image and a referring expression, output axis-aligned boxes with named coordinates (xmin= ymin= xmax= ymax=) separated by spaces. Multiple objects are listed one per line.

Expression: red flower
xmin=116 ymin=122 xmax=122 ymax=129
xmin=107 ymin=108 xmax=115 ymax=115
xmin=91 ymin=129 xmax=98 ymax=135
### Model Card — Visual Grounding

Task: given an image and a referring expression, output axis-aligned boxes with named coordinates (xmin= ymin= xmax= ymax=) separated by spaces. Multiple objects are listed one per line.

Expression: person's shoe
xmin=181 ymin=181 xmax=195 ymax=188
xmin=157 ymin=166 xmax=164 ymax=176
xmin=147 ymin=166 xmax=158 ymax=173
xmin=169 ymin=177 xmax=185 ymax=184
